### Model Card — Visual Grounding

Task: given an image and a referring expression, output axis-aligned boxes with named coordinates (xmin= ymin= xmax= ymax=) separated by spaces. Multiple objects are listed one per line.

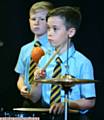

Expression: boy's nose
xmin=48 ymin=32 xmax=52 ymax=37
xmin=48 ymin=29 xmax=54 ymax=36
xmin=35 ymin=19 xmax=39 ymax=24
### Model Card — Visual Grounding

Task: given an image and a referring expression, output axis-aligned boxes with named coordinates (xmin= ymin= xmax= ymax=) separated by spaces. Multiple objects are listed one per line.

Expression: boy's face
xmin=47 ymin=16 xmax=70 ymax=48
xmin=29 ymin=9 xmax=48 ymax=37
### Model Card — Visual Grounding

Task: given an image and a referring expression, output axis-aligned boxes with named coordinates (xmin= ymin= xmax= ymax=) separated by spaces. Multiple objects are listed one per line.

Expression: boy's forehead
xmin=31 ymin=9 xmax=48 ymax=15
xmin=48 ymin=16 xmax=64 ymax=23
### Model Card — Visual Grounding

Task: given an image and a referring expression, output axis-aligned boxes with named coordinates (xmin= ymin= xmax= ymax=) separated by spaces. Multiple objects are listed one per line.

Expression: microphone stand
xmin=62 ymin=81 xmax=72 ymax=120
xmin=63 ymin=39 xmax=71 ymax=120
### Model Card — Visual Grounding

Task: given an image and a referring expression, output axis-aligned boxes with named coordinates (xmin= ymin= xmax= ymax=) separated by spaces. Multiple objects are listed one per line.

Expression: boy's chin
xmin=50 ymin=44 xmax=56 ymax=48
xmin=49 ymin=41 xmax=56 ymax=47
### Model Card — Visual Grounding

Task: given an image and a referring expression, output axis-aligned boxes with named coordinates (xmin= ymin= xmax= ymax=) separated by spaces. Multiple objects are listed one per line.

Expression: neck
xmin=34 ymin=35 xmax=40 ymax=41
xmin=58 ymin=39 xmax=71 ymax=54
xmin=34 ymin=33 xmax=47 ymax=41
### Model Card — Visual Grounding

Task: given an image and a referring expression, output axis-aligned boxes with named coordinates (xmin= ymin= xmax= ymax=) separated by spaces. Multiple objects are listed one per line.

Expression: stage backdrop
xmin=0 ymin=0 xmax=104 ymax=119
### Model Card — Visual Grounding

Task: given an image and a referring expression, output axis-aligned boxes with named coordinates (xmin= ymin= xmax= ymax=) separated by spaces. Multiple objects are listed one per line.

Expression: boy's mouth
xmin=33 ymin=25 xmax=40 ymax=29
xmin=48 ymin=39 xmax=53 ymax=42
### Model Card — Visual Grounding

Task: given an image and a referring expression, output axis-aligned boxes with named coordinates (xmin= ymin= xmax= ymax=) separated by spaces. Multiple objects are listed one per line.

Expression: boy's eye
xmin=30 ymin=18 xmax=45 ymax=21
xmin=53 ymin=27 xmax=57 ymax=31
xmin=47 ymin=26 xmax=59 ymax=32
xmin=53 ymin=27 xmax=59 ymax=31
xmin=40 ymin=18 xmax=45 ymax=21
xmin=30 ymin=18 xmax=36 ymax=21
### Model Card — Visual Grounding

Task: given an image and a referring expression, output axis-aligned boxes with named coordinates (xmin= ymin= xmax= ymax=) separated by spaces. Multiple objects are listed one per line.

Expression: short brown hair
xmin=47 ymin=6 xmax=81 ymax=30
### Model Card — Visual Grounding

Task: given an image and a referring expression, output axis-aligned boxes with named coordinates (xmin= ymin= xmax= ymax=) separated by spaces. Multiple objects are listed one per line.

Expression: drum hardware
xmin=13 ymin=107 xmax=79 ymax=113
xmin=33 ymin=74 xmax=97 ymax=88
xmin=32 ymin=74 xmax=97 ymax=120
xmin=13 ymin=76 xmax=96 ymax=119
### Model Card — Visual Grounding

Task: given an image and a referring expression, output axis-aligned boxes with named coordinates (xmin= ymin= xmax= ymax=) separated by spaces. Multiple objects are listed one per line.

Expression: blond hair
xmin=29 ymin=1 xmax=53 ymax=15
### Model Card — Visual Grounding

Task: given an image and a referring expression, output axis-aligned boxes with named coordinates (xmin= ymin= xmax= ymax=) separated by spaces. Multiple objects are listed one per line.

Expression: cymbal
xmin=33 ymin=75 xmax=97 ymax=87
xmin=13 ymin=108 xmax=79 ymax=113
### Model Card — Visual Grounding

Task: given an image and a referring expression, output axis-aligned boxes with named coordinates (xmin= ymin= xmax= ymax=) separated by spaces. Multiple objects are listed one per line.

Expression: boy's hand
xmin=20 ymin=86 xmax=30 ymax=99
xmin=34 ymin=67 xmax=46 ymax=80
xmin=49 ymin=102 xmax=64 ymax=114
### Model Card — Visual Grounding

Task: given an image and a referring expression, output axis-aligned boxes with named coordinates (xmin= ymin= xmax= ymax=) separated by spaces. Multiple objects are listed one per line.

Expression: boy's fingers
xmin=49 ymin=104 xmax=55 ymax=113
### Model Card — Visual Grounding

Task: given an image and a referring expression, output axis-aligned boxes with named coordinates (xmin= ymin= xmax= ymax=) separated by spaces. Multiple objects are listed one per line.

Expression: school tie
xmin=50 ymin=57 xmax=62 ymax=106
xmin=29 ymin=41 xmax=41 ymax=84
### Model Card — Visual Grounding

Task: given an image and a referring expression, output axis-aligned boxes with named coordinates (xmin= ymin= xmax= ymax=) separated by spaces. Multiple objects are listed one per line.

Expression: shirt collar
xmin=34 ymin=34 xmax=48 ymax=46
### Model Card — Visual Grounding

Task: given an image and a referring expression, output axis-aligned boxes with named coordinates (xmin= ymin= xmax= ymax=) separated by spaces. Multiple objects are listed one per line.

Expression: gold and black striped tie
xmin=50 ymin=57 xmax=62 ymax=106
xmin=29 ymin=41 xmax=41 ymax=84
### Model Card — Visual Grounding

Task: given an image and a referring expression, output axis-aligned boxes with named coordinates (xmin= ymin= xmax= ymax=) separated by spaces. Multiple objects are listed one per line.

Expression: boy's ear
xmin=68 ymin=27 xmax=76 ymax=38
xmin=29 ymin=18 xmax=31 ymax=23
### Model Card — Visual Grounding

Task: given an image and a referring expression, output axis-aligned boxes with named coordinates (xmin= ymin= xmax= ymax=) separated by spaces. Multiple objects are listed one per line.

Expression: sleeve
xmin=80 ymin=60 xmax=96 ymax=98
xmin=14 ymin=47 xmax=25 ymax=75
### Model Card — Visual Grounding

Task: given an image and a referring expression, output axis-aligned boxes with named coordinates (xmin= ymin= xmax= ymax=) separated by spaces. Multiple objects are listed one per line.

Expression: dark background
xmin=0 ymin=0 xmax=104 ymax=119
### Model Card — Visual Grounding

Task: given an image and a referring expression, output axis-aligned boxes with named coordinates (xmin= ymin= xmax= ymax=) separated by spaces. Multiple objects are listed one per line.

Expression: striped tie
xmin=50 ymin=57 xmax=62 ymax=106
xmin=29 ymin=41 xmax=41 ymax=84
